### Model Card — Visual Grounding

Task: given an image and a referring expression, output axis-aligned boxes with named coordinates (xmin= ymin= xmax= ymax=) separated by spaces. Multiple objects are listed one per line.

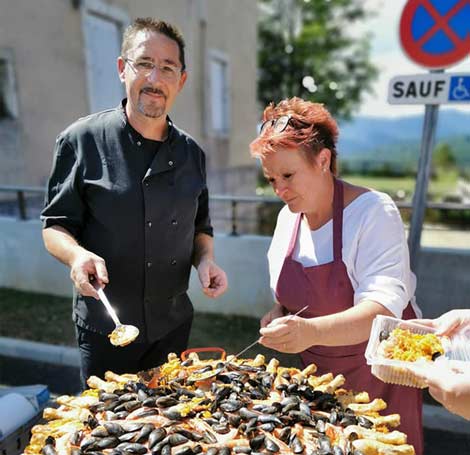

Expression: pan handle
xmin=181 ymin=347 xmax=226 ymax=361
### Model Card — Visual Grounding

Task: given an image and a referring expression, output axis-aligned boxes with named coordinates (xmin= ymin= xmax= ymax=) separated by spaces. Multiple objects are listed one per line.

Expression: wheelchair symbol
xmin=449 ymin=77 xmax=470 ymax=102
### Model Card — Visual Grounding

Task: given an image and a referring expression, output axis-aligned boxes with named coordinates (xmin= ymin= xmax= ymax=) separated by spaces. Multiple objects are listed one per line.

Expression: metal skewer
xmin=231 ymin=304 xmax=309 ymax=360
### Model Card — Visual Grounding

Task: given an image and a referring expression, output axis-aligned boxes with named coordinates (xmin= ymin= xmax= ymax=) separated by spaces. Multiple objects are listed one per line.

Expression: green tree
xmin=258 ymin=0 xmax=378 ymax=119
xmin=433 ymin=142 xmax=456 ymax=170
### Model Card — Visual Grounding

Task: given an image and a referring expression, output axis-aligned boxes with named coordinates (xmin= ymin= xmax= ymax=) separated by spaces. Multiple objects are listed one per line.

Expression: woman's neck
xmin=304 ymin=175 xmax=335 ymax=231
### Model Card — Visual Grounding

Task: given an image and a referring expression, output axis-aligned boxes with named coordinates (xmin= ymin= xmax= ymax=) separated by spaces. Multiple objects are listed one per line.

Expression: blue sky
xmin=359 ymin=0 xmax=470 ymax=117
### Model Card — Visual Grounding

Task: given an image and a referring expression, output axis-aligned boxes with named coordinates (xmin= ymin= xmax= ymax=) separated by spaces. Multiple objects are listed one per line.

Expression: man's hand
xmin=42 ymin=226 xmax=109 ymax=300
xmin=70 ymin=250 xmax=109 ymax=299
xmin=196 ymin=258 xmax=228 ymax=298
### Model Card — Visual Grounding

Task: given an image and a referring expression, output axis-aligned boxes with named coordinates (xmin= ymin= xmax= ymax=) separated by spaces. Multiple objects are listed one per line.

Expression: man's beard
xmin=137 ymin=88 xmax=167 ymax=118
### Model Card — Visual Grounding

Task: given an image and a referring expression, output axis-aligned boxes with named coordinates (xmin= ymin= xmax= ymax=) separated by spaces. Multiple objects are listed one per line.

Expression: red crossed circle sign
xmin=400 ymin=0 xmax=470 ymax=68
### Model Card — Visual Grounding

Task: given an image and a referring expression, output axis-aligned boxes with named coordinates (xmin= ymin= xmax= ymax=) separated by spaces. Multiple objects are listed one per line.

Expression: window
xmin=0 ymin=50 xmax=18 ymax=120
xmin=209 ymin=50 xmax=230 ymax=136
xmin=81 ymin=0 xmax=129 ymax=113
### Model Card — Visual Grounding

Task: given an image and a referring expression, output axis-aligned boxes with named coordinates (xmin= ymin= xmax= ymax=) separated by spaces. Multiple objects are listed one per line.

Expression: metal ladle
xmin=97 ymin=288 xmax=139 ymax=347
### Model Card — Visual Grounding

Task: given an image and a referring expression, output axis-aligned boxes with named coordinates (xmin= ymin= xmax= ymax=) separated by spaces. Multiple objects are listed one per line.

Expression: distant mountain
xmin=338 ymin=109 xmax=470 ymax=157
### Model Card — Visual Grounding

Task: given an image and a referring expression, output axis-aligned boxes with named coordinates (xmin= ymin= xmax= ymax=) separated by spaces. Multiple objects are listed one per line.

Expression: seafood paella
xmin=377 ymin=328 xmax=445 ymax=363
xmin=25 ymin=350 xmax=415 ymax=455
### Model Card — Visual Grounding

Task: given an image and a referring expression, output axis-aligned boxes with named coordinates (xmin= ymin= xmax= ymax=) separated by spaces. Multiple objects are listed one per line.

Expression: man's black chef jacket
xmin=41 ymin=100 xmax=213 ymax=343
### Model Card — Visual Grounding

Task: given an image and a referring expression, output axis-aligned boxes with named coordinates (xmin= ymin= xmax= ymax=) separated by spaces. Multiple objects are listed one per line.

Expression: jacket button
xmin=168 ymin=160 xmax=174 ymax=166
xmin=147 ymin=262 xmax=152 ymax=268
xmin=171 ymin=219 xmax=177 ymax=226
xmin=137 ymin=141 xmax=142 ymax=146
xmin=171 ymin=259 xmax=177 ymax=266
xmin=147 ymin=221 xmax=152 ymax=227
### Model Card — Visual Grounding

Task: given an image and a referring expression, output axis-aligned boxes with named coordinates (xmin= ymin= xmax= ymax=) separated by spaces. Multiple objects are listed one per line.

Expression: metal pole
xmin=230 ymin=200 xmax=238 ymax=236
xmin=17 ymin=190 xmax=27 ymax=220
xmin=408 ymin=103 xmax=440 ymax=273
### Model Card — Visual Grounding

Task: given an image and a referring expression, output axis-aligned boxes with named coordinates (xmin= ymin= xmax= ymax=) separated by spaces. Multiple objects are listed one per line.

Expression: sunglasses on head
xmin=259 ymin=115 xmax=310 ymax=135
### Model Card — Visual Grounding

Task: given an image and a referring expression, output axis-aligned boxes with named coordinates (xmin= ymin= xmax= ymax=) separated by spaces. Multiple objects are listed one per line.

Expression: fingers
xmin=209 ymin=270 xmax=228 ymax=298
xmin=259 ymin=320 xmax=292 ymax=352
xmin=407 ymin=318 xmax=436 ymax=328
xmin=435 ymin=316 xmax=462 ymax=337
xmin=201 ymin=273 xmax=226 ymax=298
xmin=260 ymin=314 xmax=272 ymax=329
xmin=94 ymin=260 xmax=109 ymax=287
xmin=198 ymin=265 xmax=211 ymax=290
xmin=260 ymin=319 xmax=289 ymax=336
xmin=259 ymin=330 xmax=296 ymax=353
xmin=407 ymin=316 xmax=458 ymax=336
xmin=428 ymin=384 xmax=446 ymax=406
xmin=199 ymin=261 xmax=228 ymax=299
xmin=71 ymin=253 xmax=108 ymax=300
xmin=72 ymin=268 xmax=99 ymax=299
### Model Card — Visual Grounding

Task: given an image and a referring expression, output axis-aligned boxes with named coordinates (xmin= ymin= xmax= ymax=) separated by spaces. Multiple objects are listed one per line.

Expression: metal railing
xmin=0 ymin=185 xmax=45 ymax=220
xmin=1 ymin=185 xmax=470 ymax=235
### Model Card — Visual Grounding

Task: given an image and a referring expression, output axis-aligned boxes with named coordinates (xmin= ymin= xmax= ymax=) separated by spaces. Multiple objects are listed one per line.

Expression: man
xmin=41 ymin=18 xmax=228 ymax=387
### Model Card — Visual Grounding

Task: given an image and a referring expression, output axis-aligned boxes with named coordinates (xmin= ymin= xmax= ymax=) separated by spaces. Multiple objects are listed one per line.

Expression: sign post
xmin=408 ymin=102 xmax=439 ymax=273
xmin=397 ymin=0 xmax=470 ymax=272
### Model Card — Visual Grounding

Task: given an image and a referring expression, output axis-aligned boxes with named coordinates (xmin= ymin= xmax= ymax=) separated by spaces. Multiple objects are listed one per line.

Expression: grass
xmin=0 ymin=287 xmax=301 ymax=367
xmin=343 ymin=170 xmax=459 ymax=201
xmin=0 ymin=288 xmax=77 ymax=346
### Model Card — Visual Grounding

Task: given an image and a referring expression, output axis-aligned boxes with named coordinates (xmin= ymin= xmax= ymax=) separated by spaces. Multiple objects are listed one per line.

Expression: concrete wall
xmin=0 ymin=218 xmax=469 ymax=319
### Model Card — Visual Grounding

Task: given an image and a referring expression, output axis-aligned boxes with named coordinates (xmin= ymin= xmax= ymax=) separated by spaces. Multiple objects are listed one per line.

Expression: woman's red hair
xmin=250 ymin=97 xmax=339 ymax=174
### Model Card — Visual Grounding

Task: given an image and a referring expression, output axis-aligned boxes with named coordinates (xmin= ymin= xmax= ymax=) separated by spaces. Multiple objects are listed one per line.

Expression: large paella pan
xmin=25 ymin=349 xmax=415 ymax=455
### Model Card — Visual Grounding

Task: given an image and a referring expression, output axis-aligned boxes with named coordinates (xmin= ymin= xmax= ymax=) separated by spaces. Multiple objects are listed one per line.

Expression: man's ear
xmin=177 ymin=70 xmax=188 ymax=93
xmin=117 ymin=57 xmax=126 ymax=83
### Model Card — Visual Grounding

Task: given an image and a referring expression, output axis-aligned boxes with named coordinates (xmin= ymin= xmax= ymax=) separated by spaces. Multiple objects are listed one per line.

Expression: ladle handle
xmin=97 ymin=288 xmax=121 ymax=326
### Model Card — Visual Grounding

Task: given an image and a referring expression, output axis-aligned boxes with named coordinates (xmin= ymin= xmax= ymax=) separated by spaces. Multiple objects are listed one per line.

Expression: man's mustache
xmin=141 ymin=87 xmax=167 ymax=98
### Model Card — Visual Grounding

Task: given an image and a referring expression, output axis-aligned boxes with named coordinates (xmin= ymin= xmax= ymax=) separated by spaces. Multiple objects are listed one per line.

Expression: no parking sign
xmin=393 ymin=0 xmax=470 ymax=272
xmin=400 ymin=0 xmax=470 ymax=68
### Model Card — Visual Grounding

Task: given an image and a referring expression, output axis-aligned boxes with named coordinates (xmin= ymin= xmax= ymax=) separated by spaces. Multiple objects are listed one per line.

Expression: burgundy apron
xmin=275 ymin=178 xmax=423 ymax=455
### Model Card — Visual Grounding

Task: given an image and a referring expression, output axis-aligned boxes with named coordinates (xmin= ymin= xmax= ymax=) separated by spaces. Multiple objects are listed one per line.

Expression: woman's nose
xmin=274 ymin=183 xmax=288 ymax=198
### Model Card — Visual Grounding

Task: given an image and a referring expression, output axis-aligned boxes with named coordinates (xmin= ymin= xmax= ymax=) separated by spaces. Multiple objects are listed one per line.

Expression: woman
xmin=249 ymin=97 xmax=423 ymax=454
xmin=409 ymin=309 xmax=470 ymax=420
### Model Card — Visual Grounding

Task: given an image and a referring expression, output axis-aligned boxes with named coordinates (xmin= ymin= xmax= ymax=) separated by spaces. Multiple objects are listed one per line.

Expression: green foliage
xmin=342 ymin=135 xmax=470 ymax=175
xmin=433 ymin=142 xmax=457 ymax=170
xmin=258 ymin=0 xmax=378 ymax=119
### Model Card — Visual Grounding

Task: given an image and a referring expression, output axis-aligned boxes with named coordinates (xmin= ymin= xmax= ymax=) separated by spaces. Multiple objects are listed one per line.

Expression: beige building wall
xmin=0 ymin=0 xmax=258 ymax=195
xmin=0 ymin=0 xmax=88 ymax=185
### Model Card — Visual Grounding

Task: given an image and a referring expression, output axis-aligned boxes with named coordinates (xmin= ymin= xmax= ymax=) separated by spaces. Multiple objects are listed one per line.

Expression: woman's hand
xmin=260 ymin=303 xmax=285 ymax=328
xmin=259 ymin=315 xmax=314 ymax=353
xmin=410 ymin=309 xmax=470 ymax=337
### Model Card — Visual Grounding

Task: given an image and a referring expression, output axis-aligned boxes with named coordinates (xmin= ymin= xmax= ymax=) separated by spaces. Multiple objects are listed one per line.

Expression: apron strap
xmin=333 ymin=177 xmax=344 ymax=261
xmin=288 ymin=177 xmax=343 ymax=260
xmin=286 ymin=214 xmax=302 ymax=257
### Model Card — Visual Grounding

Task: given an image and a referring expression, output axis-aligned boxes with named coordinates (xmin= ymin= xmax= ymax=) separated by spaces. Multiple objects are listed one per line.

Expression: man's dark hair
xmin=121 ymin=17 xmax=186 ymax=71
